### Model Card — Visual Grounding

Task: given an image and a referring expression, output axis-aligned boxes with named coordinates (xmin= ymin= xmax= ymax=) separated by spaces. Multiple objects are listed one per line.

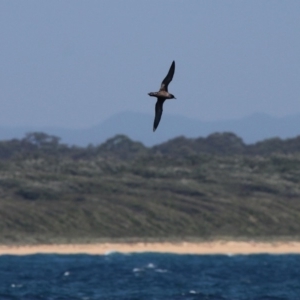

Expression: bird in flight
xmin=148 ymin=61 xmax=176 ymax=131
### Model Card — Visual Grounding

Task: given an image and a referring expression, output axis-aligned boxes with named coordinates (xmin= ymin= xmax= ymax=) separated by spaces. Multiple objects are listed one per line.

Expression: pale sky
xmin=1 ymin=1 xmax=300 ymax=128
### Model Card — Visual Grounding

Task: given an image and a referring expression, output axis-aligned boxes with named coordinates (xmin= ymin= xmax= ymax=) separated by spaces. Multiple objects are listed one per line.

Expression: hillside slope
xmin=0 ymin=133 xmax=300 ymax=244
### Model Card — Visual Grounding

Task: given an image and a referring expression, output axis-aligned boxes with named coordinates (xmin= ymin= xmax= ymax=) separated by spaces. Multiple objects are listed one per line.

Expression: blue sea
xmin=0 ymin=253 xmax=299 ymax=300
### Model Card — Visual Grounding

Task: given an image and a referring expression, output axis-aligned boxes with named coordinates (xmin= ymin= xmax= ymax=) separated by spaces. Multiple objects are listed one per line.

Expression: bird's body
xmin=148 ymin=61 xmax=176 ymax=131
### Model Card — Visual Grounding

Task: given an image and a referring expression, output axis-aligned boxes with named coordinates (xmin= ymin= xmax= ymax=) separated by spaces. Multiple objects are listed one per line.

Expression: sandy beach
xmin=1 ymin=241 xmax=300 ymax=255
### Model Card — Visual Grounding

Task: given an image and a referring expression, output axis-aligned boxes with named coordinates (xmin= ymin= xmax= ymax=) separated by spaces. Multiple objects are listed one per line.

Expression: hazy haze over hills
xmin=1 ymin=112 xmax=300 ymax=146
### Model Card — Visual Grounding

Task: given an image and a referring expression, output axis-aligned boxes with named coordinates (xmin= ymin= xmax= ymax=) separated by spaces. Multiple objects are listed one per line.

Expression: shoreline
xmin=1 ymin=241 xmax=300 ymax=255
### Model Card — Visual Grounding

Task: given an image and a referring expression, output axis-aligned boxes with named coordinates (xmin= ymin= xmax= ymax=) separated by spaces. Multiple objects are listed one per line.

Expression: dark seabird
xmin=148 ymin=61 xmax=176 ymax=131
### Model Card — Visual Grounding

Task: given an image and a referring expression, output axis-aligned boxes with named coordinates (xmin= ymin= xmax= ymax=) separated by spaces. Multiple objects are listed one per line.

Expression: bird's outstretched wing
xmin=159 ymin=61 xmax=175 ymax=92
xmin=153 ymin=98 xmax=165 ymax=131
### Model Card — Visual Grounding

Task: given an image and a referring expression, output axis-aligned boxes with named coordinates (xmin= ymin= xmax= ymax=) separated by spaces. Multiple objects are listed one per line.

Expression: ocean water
xmin=0 ymin=253 xmax=299 ymax=300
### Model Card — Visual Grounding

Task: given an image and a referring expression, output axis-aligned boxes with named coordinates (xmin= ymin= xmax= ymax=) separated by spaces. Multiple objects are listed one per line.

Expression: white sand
xmin=1 ymin=241 xmax=300 ymax=255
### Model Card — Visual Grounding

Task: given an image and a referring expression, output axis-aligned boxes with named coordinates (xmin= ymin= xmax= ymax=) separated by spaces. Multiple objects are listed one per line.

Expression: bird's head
xmin=170 ymin=94 xmax=176 ymax=99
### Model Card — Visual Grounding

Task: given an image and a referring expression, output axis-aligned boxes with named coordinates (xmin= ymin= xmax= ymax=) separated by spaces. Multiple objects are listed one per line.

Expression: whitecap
xmin=64 ymin=271 xmax=70 ymax=276
xmin=147 ymin=263 xmax=155 ymax=268
xmin=133 ymin=268 xmax=143 ymax=272
xmin=11 ymin=283 xmax=22 ymax=288
xmin=189 ymin=290 xmax=196 ymax=294
xmin=155 ymin=269 xmax=168 ymax=273
xmin=104 ymin=250 xmax=118 ymax=255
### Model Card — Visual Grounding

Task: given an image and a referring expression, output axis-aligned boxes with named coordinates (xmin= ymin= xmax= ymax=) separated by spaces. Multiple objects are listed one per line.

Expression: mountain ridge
xmin=1 ymin=111 xmax=300 ymax=147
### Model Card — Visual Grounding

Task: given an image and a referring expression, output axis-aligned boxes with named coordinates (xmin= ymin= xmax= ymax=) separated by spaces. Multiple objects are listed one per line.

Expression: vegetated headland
xmin=0 ymin=131 xmax=300 ymax=245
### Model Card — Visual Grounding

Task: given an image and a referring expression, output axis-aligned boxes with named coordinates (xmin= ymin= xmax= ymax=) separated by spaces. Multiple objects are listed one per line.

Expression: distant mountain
xmin=0 ymin=112 xmax=300 ymax=146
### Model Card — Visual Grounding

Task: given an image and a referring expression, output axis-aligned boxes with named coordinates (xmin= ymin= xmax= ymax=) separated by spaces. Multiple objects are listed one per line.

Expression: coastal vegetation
xmin=1 ymin=132 xmax=300 ymax=244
